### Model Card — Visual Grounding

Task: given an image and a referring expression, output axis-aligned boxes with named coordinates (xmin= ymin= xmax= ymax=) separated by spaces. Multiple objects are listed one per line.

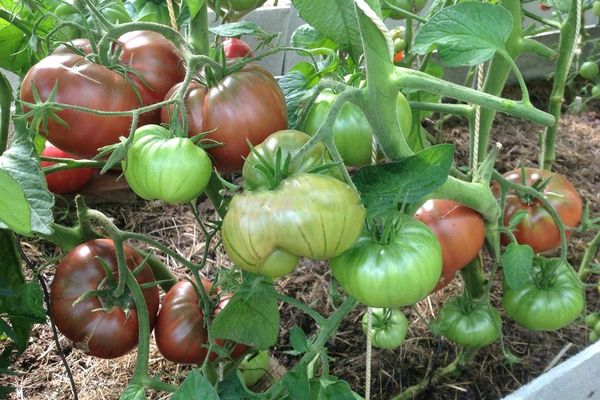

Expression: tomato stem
xmin=0 ymin=71 xmax=12 ymax=155
xmin=579 ymin=231 xmax=600 ymax=279
xmin=273 ymin=292 xmax=326 ymax=326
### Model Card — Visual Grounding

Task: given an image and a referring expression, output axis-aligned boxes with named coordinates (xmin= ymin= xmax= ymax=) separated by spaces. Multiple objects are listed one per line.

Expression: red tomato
xmin=161 ymin=64 xmax=287 ymax=173
xmin=223 ymin=38 xmax=253 ymax=58
xmin=498 ymin=168 xmax=583 ymax=253
xmin=415 ymin=199 xmax=486 ymax=291
xmin=393 ymin=51 xmax=404 ymax=64
xmin=154 ymin=280 xmax=247 ymax=364
xmin=49 ymin=239 xmax=160 ymax=359
xmin=41 ymin=142 xmax=95 ymax=194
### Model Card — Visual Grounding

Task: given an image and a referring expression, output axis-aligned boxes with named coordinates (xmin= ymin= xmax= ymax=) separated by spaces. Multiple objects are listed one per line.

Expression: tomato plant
xmin=361 ymin=308 xmax=408 ymax=350
xmin=41 ymin=142 xmax=95 ymax=194
xmin=415 ymin=199 xmax=486 ymax=290
xmin=433 ymin=298 xmax=502 ymax=348
xmin=49 ymin=239 xmax=160 ymax=359
xmin=123 ymin=124 xmax=212 ymax=204
xmin=54 ymin=0 xmax=131 ymax=39
xmin=223 ymin=38 xmax=253 ymax=58
xmin=503 ymin=258 xmax=584 ymax=331
xmin=207 ymin=0 xmax=266 ymax=13
xmin=125 ymin=0 xmax=174 ymax=25
xmin=161 ymin=64 xmax=287 ymax=173
xmin=383 ymin=0 xmax=427 ymax=19
xmin=331 ymin=218 xmax=442 ymax=308
xmin=154 ymin=280 xmax=247 ymax=364
xmin=303 ymin=89 xmax=411 ymax=167
xmin=498 ymin=168 xmax=583 ymax=253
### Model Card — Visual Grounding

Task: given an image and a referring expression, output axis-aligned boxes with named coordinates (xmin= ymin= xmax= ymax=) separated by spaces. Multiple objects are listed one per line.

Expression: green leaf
xmin=0 ymin=118 xmax=54 ymax=235
xmin=279 ymin=71 xmax=317 ymax=129
xmin=284 ymin=367 xmax=311 ymax=400
xmin=172 ymin=370 xmax=219 ymax=400
xmin=211 ymin=280 xmax=279 ymax=350
xmin=290 ymin=24 xmax=337 ymax=50
xmin=312 ymin=377 xmax=357 ymax=400
xmin=413 ymin=2 xmax=513 ymax=67
xmin=291 ymin=0 xmax=381 ymax=62
xmin=0 ymin=168 xmax=30 ymax=234
xmin=289 ymin=326 xmax=309 ymax=353
xmin=209 ymin=21 xmax=270 ymax=40
xmin=218 ymin=370 xmax=259 ymax=400
xmin=352 ymin=144 xmax=454 ymax=217
xmin=502 ymin=243 xmax=533 ymax=290
xmin=118 ymin=384 xmax=145 ymax=400
xmin=187 ymin=0 xmax=206 ymax=20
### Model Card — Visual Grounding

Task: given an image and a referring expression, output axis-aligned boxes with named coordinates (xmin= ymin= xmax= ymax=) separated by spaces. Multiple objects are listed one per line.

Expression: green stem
xmin=0 ymin=71 xmax=13 ymax=154
xmin=383 ymin=1 xmax=427 ymax=23
xmin=274 ymin=293 xmax=327 ymax=326
xmin=204 ymin=173 xmax=228 ymax=219
xmin=522 ymin=8 xmax=562 ymax=29
xmin=431 ymin=177 xmax=501 ymax=223
xmin=189 ymin=0 xmax=209 ymax=55
xmin=460 ymin=257 xmax=486 ymax=298
xmin=39 ymin=222 xmax=101 ymax=252
xmin=42 ymin=159 xmax=105 ymax=174
xmin=539 ymin=1 xmax=578 ymax=170
xmin=520 ymin=38 xmax=558 ymax=60
xmin=409 ymin=102 xmax=474 ymax=119
xmin=578 ymin=231 xmax=600 ymax=280
xmin=497 ymin=49 xmax=531 ymax=105
xmin=0 ymin=9 xmax=32 ymax=36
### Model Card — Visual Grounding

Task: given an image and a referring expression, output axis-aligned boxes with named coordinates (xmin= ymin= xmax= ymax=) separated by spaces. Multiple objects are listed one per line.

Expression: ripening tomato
xmin=154 ymin=280 xmax=247 ymax=364
xmin=41 ymin=142 xmax=95 ymax=194
xmin=223 ymin=38 xmax=253 ymax=58
xmin=49 ymin=239 xmax=160 ymax=359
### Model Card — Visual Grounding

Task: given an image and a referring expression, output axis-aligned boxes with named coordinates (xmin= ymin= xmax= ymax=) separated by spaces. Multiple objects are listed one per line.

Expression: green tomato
xmin=503 ymin=258 xmax=584 ymax=331
xmin=434 ymin=298 xmax=502 ymax=348
xmin=594 ymin=320 xmax=600 ymax=335
xmin=123 ymin=125 xmax=212 ymax=204
xmin=580 ymin=61 xmax=599 ymax=80
xmin=361 ymin=308 xmax=408 ymax=350
xmin=222 ymin=173 xmax=366 ymax=278
xmin=331 ymin=217 xmax=442 ymax=308
xmin=585 ymin=313 xmax=600 ymax=329
xmin=590 ymin=331 xmax=599 ymax=342
xmin=303 ymin=89 xmax=411 ymax=167
xmin=128 ymin=0 xmax=173 ymax=24
xmin=594 ymin=1 xmax=600 ymax=17
xmin=242 ymin=130 xmax=338 ymax=191
xmin=591 ymin=85 xmax=600 ymax=99
xmin=238 ymin=351 xmax=270 ymax=387
xmin=54 ymin=0 xmax=132 ymax=39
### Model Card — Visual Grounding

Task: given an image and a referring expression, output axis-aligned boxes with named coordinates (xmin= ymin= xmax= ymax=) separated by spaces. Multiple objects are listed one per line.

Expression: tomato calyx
xmin=531 ymin=257 xmax=562 ymax=290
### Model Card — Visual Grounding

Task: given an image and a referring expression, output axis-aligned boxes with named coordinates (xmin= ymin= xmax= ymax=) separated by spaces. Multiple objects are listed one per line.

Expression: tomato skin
xmin=222 ymin=173 xmax=365 ymax=278
xmin=49 ymin=239 xmax=159 ymax=359
xmin=242 ymin=130 xmax=338 ymax=191
xmin=331 ymin=218 xmax=442 ymax=308
xmin=434 ymin=298 xmax=501 ymax=347
xmin=161 ymin=64 xmax=287 ymax=173
xmin=123 ymin=125 xmax=212 ymax=204
xmin=579 ymin=61 xmax=599 ymax=81
xmin=154 ymin=280 xmax=247 ymax=364
xmin=503 ymin=259 xmax=584 ymax=331
xmin=415 ymin=199 xmax=485 ymax=291
xmin=361 ymin=308 xmax=408 ymax=350
xmin=223 ymin=38 xmax=253 ymax=58
xmin=592 ymin=85 xmax=600 ymax=99
xmin=41 ymin=143 xmax=95 ymax=194
xmin=303 ymin=89 xmax=411 ymax=167
xmin=238 ymin=351 xmax=270 ymax=387
xmin=499 ymin=168 xmax=582 ymax=253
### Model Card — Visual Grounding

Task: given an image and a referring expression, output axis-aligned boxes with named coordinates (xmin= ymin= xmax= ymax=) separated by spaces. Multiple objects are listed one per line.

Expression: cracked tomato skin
xmin=49 ymin=239 xmax=159 ymax=359
xmin=161 ymin=64 xmax=287 ymax=173
xmin=499 ymin=168 xmax=582 ymax=253
xmin=154 ymin=280 xmax=247 ymax=364
xmin=415 ymin=199 xmax=485 ymax=291
xmin=41 ymin=142 xmax=95 ymax=194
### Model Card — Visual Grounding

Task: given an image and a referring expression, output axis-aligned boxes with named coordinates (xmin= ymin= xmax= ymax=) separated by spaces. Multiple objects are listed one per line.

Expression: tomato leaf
xmin=187 ymin=0 xmax=206 ymax=20
xmin=218 ymin=370 xmax=260 ymax=400
xmin=0 ymin=118 xmax=54 ymax=236
xmin=284 ymin=367 xmax=311 ymax=400
xmin=413 ymin=2 xmax=513 ymax=67
xmin=291 ymin=0 xmax=381 ymax=63
xmin=172 ymin=370 xmax=219 ymax=400
xmin=279 ymin=70 xmax=317 ymax=129
xmin=211 ymin=280 xmax=279 ymax=350
xmin=311 ymin=377 xmax=357 ymax=399
xmin=290 ymin=24 xmax=337 ymax=50
xmin=502 ymin=243 xmax=533 ymax=291
xmin=118 ymin=384 xmax=146 ymax=400
xmin=353 ymin=144 xmax=454 ymax=217
xmin=289 ymin=326 xmax=309 ymax=354
xmin=209 ymin=21 xmax=271 ymax=41
xmin=0 ymin=168 xmax=30 ymax=235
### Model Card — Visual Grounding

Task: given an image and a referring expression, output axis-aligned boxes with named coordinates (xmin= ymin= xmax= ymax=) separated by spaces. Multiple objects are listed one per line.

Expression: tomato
xmin=592 ymin=85 xmax=600 ymax=99
xmin=503 ymin=258 xmax=584 ymax=331
xmin=123 ymin=125 xmax=212 ymax=204
xmin=242 ymin=130 xmax=338 ymax=191
xmin=594 ymin=1 xmax=600 ymax=16
xmin=384 ymin=0 xmax=427 ymax=19
xmin=580 ymin=61 xmax=599 ymax=81
xmin=238 ymin=351 xmax=270 ymax=387
xmin=433 ymin=298 xmax=501 ymax=348
xmin=41 ymin=142 xmax=95 ymax=194
xmin=585 ymin=313 xmax=600 ymax=329
xmin=222 ymin=173 xmax=365 ymax=278
xmin=331 ymin=217 xmax=442 ymax=308
xmin=223 ymin=38 xmax=253 ymax=58
xmin=207 ymin=0 xmax=266 ymax=12
xmin=154 ymin=280 xmax=247 ymax=364
xmin=393 ymin=51 xmax=404 ymax=64
xmin=161 ymin=64 xmax=287 ymax=173
xmin=539 ymin=3 xmax=552 ymax=10
xmin=415 ymin=199 xmax=485 ymax=291
xmin=498 ymin=168 xmax=583 ymax=254
xmin=49 ymin=239 xmax=159 ymax=359
xmin=361 ymin=308 xmax=408 ymax=350
xmin=303 ymin=89 xmax=411 ymax=167
xmin=54 ymin=0 xmax=131 ymax=39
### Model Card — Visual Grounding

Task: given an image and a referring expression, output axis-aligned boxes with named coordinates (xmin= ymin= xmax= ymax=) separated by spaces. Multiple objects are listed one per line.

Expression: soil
xmin=2 ymin=83 xmax=599 ymax=400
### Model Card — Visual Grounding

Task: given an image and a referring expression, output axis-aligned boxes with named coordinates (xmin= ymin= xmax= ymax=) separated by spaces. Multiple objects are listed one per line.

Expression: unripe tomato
xmin=223 ymin=38 xmax=253 ymax=58
xmin=591 ymin=85 xmax=600 ymax=99
xmin=434 ymin=298 xmax=501 ymax=347
xmin=123 ymin=125 xmax=212 ymax=204
xmin=361 ymin=308 xmax=408 ymax=349
xmin=580 ymin=61 xmax=599 ymax=80
xmin=594 ymin=1 xmax=600 ymax=17
xmin=41 ymin=143 xmax=95 ymax=194
xmin=238 ymin=351 xmax=270 ymax=386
